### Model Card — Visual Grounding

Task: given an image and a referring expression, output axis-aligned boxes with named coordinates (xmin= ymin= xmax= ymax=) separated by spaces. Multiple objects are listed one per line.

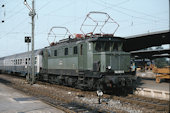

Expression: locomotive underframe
xmin=39 ymin=68 xmax=136 ymax=91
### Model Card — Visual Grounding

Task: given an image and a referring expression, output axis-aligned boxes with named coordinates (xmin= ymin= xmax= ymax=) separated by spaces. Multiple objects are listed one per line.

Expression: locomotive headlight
xmin=107 ymin=66 xmax=111 ymax=70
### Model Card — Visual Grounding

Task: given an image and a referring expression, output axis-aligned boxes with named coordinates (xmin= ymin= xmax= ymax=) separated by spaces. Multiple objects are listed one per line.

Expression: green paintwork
xmin=48 ymin=57 xmax=78 ymax=70
xmin=42 ymin=49 xmax=48 ymax=69
xmin=42 ymin=36 xmax=131 ymax=74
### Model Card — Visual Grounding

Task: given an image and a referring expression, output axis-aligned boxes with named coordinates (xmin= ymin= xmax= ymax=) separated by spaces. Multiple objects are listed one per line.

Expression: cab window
xmin=94 ymin=41 xmax=123 ymax=52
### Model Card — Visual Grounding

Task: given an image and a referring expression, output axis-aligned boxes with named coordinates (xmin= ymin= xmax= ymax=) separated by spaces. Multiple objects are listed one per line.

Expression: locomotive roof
xmin=87 ymin=36 xmax=125 ymax=42
xmin=0 ymin=49 xmax=43 ymax=59
xmin=47 ymin=35 xmax=125 ymax=48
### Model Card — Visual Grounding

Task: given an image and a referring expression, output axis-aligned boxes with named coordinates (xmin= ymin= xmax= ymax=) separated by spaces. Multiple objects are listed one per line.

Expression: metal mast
xmin=24 ymin=0 xmax=36 ymax=84
xmin=25 ymin=36 xmax=31 ymax=82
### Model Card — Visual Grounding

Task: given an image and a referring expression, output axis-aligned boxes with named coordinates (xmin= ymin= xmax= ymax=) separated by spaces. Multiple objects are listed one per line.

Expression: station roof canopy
xmin=130 ymin=49 xmax=170 ymax=59
xmin=123 ymin=30 xmax=170 ymax=52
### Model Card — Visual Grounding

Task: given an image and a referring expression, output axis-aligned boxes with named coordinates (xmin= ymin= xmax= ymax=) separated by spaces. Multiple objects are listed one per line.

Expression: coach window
xmin=29 ymin=58 xmax=31 ymax=64
xmin=73 ymin=46 xmax=77 ymax=54
xmin=54 ymin=50 xmax=57 ymax=56
xmin=25 ymin=58 xmax=27 ymax=65
xmin=22 ymin=59 xmax=24 ymax=64
xmin=20 ymin=59 xmax=22 ymax=64
xmin=35 ymin=57 xmax=37 ymax=64
xmin=65 ymin=48 xmax=68 ymax=55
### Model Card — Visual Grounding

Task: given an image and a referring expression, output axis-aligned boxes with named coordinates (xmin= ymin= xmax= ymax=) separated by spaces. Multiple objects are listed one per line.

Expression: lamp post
xmin=24 ymin=0 xmax=36 ymax=84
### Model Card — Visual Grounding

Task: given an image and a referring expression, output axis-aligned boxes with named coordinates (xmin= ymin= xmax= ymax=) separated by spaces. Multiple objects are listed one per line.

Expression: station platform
xmin=0 ymin=82 xmax=65 ymax=113
xmin=135 ymin=78 xmax=170 ymax=100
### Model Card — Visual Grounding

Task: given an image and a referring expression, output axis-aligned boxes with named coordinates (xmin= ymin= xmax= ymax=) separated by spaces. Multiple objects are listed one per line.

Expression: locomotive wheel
xmin=67 ymin=78 xmax=73 ymax=86
xmin=156 ymin=77 xmax=161 ymax=83
xmin=87 ymin=78 xmax=94 ymax=90
xmin=56 ymin=76 xmax=62 ymax=85
xmin=97 ymin=82 xmax=104 ymax=91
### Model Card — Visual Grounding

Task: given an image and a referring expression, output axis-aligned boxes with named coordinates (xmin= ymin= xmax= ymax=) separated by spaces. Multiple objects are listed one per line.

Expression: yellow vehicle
xmin=153 ymin=66 xmax=170 ymax=83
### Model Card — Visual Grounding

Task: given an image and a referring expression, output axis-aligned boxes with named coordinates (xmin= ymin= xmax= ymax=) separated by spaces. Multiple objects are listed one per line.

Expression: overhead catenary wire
xmin=0 ymin=17 xmax=29 ymax=39
xmin=40 ymin=0 xmax=75 ymax=15
xmin=91 ymin=0 xmax=168 ymax=34
xmin=0 ymin=0 xmax=168 ymax=39
xmin=92 ymin=0 xmax=167 ymax=23
xmin=36 ymin=0 xmax=52 ymax=12
xmin=98 ymin=0 xmax=167 ymax=21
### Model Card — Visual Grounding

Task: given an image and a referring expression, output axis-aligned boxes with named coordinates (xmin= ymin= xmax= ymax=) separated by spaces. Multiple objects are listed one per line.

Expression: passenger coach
xmin=0 ymin=50 xmax=42 ymax=76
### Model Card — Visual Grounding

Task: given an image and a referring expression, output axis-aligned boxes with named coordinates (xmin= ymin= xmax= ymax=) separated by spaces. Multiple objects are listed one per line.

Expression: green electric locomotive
xmin=39 ymin=12 xmax=137 ymax=93
xmin=40 ymin=34 xmax=136 ymax=92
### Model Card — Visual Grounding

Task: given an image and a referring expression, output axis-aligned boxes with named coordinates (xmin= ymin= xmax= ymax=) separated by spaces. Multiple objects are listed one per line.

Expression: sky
xmin=0 ymin=0 xmax=169 ymax=57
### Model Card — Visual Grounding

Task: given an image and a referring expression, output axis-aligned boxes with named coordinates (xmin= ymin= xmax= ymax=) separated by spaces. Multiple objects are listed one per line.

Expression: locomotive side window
xmin=113 ymin=42 xmax=123 ymax=51
xmin=113 ymin=42 xmax=118 ymax=51
xmin=104 ymin=42 xmax=112 ymax=51
xmin=95 ymin=42 xmax=102 ymax=52
xmin=80 ymin=44 xmax=83 ymax=55
xmin=73 ymin=46 xmax=77 ymax=54
xmin=118 ymin=42 xmax=123 ymax=51
xmin=94 ymin=41 xmax=112 ymax=52
xmin=54 ymin=50 xmax=57 ymax=56
xmin=65 ymin=48 xmax=68 ymax=55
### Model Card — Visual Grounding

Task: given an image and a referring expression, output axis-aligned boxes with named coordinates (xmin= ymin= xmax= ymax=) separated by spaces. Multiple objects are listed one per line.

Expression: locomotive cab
xmin=92 ymin=36 xmax=130 ymax=73
xmin=87 ymin=35 xmax=136 ymax=90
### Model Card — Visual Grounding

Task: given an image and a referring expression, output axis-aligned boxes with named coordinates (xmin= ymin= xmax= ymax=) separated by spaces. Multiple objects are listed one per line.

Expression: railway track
xmin=0 ymin=74 xmax=111 ymax=113
xmin=40 ymin=81 xmax=170 ymax=112
xmin=108 ymin=95 xmax=169 ymax=112
xmin=0 ymin=74 xmax=169 ymax=113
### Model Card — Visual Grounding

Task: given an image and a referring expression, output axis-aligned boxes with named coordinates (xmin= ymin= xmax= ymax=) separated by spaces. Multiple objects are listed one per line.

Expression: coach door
xmin=78 ymin=43 xmax=87 ymax=70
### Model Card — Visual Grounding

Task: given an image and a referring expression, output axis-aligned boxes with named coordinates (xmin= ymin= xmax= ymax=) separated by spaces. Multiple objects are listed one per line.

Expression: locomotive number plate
xmin=114 ymin=70 xmax=124 ymax=74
